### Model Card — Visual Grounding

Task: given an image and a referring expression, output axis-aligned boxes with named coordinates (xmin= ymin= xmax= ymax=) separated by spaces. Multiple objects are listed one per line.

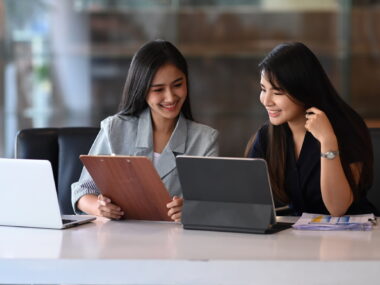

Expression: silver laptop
xmin=0 ymin=158 xmax=96 ymax=229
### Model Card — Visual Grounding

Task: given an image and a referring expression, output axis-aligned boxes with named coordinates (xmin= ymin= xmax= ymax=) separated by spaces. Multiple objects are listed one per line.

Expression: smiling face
xmin=146 ymin=63 xmax=187 ymax=126
xmin=260 ymin=72 xmax=305 ymax=126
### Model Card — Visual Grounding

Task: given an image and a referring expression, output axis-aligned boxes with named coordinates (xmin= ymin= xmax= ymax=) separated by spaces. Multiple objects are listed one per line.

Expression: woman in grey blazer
xmin=72 ymin=40 xmax=218 ymax=221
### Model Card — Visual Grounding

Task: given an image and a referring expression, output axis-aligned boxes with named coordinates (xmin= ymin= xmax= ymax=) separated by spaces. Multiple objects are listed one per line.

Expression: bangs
xmin=261 ymin=69 xmax=304 ymax=106
xmin=261 ymin=69 xmax=285 ymax=91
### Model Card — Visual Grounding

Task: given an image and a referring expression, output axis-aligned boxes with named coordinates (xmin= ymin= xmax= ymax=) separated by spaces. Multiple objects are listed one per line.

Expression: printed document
xmin=292 ymin=212 xmax=377 ymax=231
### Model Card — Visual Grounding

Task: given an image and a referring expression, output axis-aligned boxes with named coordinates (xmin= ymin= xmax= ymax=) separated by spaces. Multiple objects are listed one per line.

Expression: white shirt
xmin=153 ymin=152 xmax=161 ymax=168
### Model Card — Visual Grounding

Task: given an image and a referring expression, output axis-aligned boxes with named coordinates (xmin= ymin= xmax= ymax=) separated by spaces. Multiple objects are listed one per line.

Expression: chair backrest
xmin=368 ymin=128 xmax=380 ymax=212
xmin=15 ymin=127 xmax=99 ymax=214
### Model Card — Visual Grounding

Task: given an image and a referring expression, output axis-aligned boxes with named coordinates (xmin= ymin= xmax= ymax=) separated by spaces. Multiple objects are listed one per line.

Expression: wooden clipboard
xmin=80 ymin=155 xmax=171 ymax=221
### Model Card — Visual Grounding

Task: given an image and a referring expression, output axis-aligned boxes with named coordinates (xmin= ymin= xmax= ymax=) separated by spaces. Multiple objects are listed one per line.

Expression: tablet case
xmin=80 ymin=155 xmax=171 ymax=221
xmin=176 ymin=156 xmax=291 ymax=234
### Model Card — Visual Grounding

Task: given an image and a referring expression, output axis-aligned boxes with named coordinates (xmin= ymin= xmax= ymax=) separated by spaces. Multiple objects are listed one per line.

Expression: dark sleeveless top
xmin=248 ymin=123 xmax=378 ymax=215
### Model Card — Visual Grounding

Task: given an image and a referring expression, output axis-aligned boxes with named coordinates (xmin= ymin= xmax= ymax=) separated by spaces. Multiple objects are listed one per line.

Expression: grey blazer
xmin=71 ymin=108 xmax=219 ymax=213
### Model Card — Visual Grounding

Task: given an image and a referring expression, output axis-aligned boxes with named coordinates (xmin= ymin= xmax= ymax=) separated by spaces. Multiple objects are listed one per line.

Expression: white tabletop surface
xmin=1 ymin=216 xmax=379 ymax=285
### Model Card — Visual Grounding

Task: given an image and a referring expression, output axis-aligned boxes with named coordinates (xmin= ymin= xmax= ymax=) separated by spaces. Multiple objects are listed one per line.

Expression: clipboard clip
xmin=368 ymin=217 xmax=377 ymax=225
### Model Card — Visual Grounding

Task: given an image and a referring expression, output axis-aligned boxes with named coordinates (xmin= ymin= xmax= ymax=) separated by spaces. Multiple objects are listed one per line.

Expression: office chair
xmin=368 ymin=128 xmax=380 ymax=213
xmin=15 ymin=127 xmax=100 ymax=214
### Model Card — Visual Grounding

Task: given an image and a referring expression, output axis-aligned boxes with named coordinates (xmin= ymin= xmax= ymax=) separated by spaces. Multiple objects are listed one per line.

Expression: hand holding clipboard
xmin=80 ymin=155 xmax=172 ymax=221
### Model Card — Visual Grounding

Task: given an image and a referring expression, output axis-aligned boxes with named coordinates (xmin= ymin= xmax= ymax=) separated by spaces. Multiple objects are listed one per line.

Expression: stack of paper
xmin=293 ymin=213 xmax=377 ymax=231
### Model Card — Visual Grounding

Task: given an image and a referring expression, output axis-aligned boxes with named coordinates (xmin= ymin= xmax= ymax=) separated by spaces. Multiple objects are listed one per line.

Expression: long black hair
xmin=247 ymin=42 xmax=373 ymax=203
xmin=119 ymin=39 xmax=193 ymax=120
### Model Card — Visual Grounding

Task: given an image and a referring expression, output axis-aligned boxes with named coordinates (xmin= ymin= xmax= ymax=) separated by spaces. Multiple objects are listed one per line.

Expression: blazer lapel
xmin=156 ymin=114 xmax=187 ymax=179
xmin=134 ymin=109 xmax=154 ymax=159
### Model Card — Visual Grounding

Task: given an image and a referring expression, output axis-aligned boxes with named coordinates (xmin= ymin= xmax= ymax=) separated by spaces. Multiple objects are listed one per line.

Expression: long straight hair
xmin=246 ymin=42 xmax=373 ymax=203
xmin=119 ymin=39 xmax=193 ymax=120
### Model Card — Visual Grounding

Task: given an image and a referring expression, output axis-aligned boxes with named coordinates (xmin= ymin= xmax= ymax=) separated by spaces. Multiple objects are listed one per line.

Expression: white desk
xmin=0 ymin=217 xmax=379 ymax=285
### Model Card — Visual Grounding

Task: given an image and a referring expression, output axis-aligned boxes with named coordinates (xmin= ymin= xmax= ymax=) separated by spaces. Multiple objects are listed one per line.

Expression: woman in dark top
xmin=246 ymin=42 xmax=377 ymax=216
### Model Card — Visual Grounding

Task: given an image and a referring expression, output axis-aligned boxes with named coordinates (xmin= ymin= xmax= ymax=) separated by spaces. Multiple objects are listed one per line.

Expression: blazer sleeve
xmin=71 ymin=118 xmax=113 ymax=214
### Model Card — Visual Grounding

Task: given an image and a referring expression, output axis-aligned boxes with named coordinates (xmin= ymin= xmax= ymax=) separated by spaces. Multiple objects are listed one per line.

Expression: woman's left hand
xmin=305 ymin=107 xmax=337 ymax=145
xmin=166 ymin=196 xmax=183 ymax=222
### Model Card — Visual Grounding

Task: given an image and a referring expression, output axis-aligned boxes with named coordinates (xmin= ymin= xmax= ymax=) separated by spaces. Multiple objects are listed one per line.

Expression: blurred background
xmin=0 ymin=0 xmax=379 ymax=157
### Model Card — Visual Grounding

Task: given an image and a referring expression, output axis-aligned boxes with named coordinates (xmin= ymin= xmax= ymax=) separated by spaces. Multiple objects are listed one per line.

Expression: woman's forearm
xmin=77 ymin=194 xmax=99 ymax=215
xmin=320 ymin=139 xmax=353 ymax=216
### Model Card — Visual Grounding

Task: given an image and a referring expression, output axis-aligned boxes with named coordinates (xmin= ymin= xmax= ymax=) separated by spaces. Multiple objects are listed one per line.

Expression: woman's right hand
xmin=77 ymin=194 xmax=124 ymax=219
xmin=96 ymin=194 xmax=124 ymax=219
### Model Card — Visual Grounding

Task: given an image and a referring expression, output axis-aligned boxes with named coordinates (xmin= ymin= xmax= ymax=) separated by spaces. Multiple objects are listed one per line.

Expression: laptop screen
xmin=176 ymin=156 xmax=278 ymax=233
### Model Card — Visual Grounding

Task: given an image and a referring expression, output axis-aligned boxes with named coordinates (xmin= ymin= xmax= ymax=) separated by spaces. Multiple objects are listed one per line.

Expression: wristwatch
xmin=321 ymin=151 xmax=339 ymax=160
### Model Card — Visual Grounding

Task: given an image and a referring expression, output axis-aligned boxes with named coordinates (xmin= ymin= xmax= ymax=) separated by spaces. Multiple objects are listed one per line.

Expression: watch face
xmin=327 ymin=152 xmax=334 ymax=159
